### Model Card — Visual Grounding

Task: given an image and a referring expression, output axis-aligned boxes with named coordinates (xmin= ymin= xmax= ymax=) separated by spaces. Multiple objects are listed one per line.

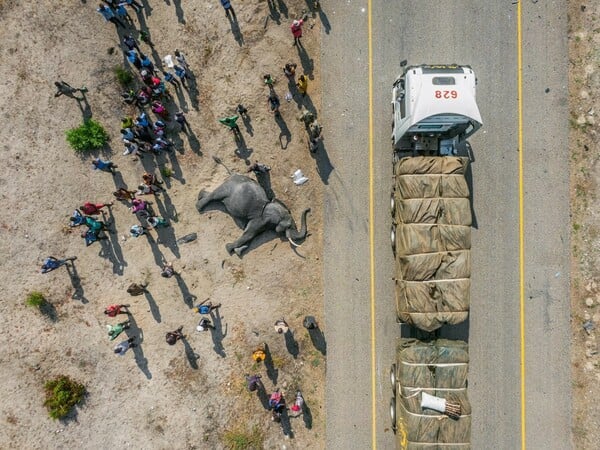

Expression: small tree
xmin=44 ymin=376 xmax=86 ymax=420
xmin=65 ymin=119 xmax=109 ymax=153
xmin=25 ymin=291 xmax=46 ymax=308
xmin=114 ymin=65 xmax=133 ymax=86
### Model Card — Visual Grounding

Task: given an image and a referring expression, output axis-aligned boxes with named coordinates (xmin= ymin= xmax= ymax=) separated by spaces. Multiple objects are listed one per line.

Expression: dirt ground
xmin=0 ymin=0 xmax=326 ymax=448
xmin=569 ymin=1 xmax=600 ymax=448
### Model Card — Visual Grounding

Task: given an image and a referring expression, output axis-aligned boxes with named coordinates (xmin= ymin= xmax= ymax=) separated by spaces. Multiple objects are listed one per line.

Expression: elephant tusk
xmin=288 ymin=236 xmax=302 ymax=247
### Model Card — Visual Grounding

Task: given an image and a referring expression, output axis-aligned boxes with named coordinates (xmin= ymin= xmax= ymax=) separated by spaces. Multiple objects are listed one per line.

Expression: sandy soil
xmin=569 ymin=1 xmax=600 ymax=448
xmin=0 ymin=0 xmax=326 ymax=448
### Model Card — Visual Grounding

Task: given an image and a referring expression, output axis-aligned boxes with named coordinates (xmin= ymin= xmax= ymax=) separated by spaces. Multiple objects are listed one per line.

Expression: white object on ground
xmin=292 ymin=169 xmax=308 ymax=185
xmin=163 ymin=54 xmax=174 ymax=68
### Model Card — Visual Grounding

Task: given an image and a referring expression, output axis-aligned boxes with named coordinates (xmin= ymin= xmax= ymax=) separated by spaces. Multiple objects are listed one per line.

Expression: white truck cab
xmin=392 ymin=64 xmax=482 ymax=155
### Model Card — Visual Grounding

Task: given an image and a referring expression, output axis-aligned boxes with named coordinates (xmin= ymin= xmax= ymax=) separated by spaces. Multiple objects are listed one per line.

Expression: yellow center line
xmin=367 ymin=0 xmax=377 ymax=448
xmin=517 ymin=1 xmax=526 ymax=449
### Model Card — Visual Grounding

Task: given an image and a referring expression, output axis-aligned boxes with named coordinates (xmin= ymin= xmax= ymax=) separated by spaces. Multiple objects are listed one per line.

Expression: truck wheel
xmin=390 ymin=397 xmax=397 ymax=432
xmin=390 ymin=194 xmax=396 ymax=217
xmin=390 ymin=225 xmax=396 ymax=255
xmin=390 ymin=363 xmax=397 ymax=389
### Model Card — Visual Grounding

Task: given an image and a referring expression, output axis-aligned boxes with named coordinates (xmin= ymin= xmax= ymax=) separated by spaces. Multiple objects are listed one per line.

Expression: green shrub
xmin=26 ymin=291 xmax=46 ymax=308
xmin=222 ymin=425 xmax=264 ymax=450
xmin=114 ymin=65 xmax=133 ymax=86
xmin=160 ymin=166 xmax=173 ymax=178
xmin=44 ymin=376 xmax=86 ymax=420
xmin=66 ymin=119 xmax=109 ymax=153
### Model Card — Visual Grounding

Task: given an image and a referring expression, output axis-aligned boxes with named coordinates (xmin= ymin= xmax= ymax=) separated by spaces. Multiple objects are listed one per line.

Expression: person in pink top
xmin=130 ymin=198 xmax=147 ymax=214
xmin=290 ymin=19 xmax=304 ymax=47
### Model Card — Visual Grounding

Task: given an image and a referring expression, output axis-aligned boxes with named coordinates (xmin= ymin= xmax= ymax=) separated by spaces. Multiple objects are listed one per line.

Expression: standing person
xmin=196 ymin=317 xmax=215 ymax=331
xmin=54 ymin=81 xmax=87 ymax=99
xmin=107 ymin=320 xmax=131 ymax=340
xmin=290 ymin=19 xmax=304 ymax=46
xmin=163 ymin=71 xmax=180 ymax=88
xmin=263 ymin=74 xmax=275 ymax=91
xmin=267 ymin=92 xmax=281 ymax=116
xmin=115 ymin=3 xmax=132 ymax=25
xmin=173 ymin=65 xmax=188 ymax=87
xmin=290 ymin=390 xmax=304 ymax=417
xmin=236 ymin=104 xmax=248 ymax=118
xmin=252 ymin=344 xmax=266 ymax=363
xmin=274 ymin=318 xmax=289 ymax=334
xmin=151 ymin=101 xmax=169 ymax=119
xmin=40 ymin=256 xmax=76 ymax=274
xmin=269 ymin=390 xmax=286 ymax=422
xmin=174 ymin=111 xmax=190 ymax=133
xmin=127 ymin=282 xmax=148 ymax=296
xmin=80 ymin=201 xmax=113 ymax=216
xmin=123 ymin=34 xmax=140 ymax=52
xmin=303 ymin=315 xmax=318 ymax=330
xmin=119 ymin=0 xmax=142 ymax=13
xmin=114 ymin=337 xmax=137 ymax=356
xmin=165 ymin=326 xmax=184 ymax=345
xmin=130 ymin=198 xmax=148 ymax=214
xmin=160 ymin=261 xmax=177 ymax=278
xmin=193 ymin=299 xmax=221 ymax=315
xmin=219 ymin=115 xmax=240 ymax=137
xmin=140 ymin=53 xmax=155 ymax=73
xmin=308 ymin=120 xmax=323 ymax=153
xmin=220 ymin=0 xmax=236 ymax=20
xmin=113 ymin=187 xmax=136 ymax=202
xmin=296 ymin=74 xmax=308 ymax=97
xmin=126 ymin=50 xmax=142 ymax=70
xmin=97 ymin=4 xmax=126 ymax=28
xmin=283 ymin=62 xmax=297 ymax=80
xmin=247 ymin=161 xmax=271 ymax=175
xmin=104 ymin=304 xmax=130 ymax=317
xmin=92 ymin=158 xmax=118 ymax=174
xmin=174 ymin=49 xmax=189 ymax=70
xmin=245 ymin=374 xmax=262 ymax=392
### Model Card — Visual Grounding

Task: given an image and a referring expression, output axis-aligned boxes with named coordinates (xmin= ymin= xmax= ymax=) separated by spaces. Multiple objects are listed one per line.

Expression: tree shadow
xmin=174 ymin=273 xmax=196 ymax=308
xmin=124 ymin=314 xmax=152 ymax=379
xmin=275 ymin=113 xmax=291 ymax=149
xmin=311 ymin=140 xmax=334 ymax=185
xmin=284 ymin=329 xmax=299 ymax=359
xmin=308 ymin=327 xmax=327 ymax=355
xmin=209 ymin=309 xmax=227 ymax=357
xmin=143 ymin=290 xmax=161 ymax=323
xmin=264 ymin=342 xmax=278 ymax=384
xmin=65 ymin=260 xmax=88 ymax=303
xmin=39 ymin=301 xmax=58 ymax=322
xmin=181 ymin=335 xmax=199 ymax=369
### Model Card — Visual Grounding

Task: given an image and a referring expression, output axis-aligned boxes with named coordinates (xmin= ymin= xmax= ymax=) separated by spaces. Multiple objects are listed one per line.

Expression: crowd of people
xmin=42 ymin=0 xmax=325 ymax=439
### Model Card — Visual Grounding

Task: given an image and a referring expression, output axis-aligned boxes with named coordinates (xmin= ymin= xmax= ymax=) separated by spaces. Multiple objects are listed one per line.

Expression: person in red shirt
xmin=80 ymin=201 xmax=113 ymax=216
xmin=103 ymin=304 xmax=130 ymax=317
xmin=291 ymin=19 xmax=304 ymax=47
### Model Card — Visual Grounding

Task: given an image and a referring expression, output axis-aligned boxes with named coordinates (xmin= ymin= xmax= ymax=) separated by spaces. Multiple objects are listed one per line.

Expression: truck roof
xmin=399 ymin=65 xmax=482 ymax=138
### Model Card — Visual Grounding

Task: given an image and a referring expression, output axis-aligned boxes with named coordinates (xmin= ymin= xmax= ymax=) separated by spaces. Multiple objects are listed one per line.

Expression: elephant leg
xmin=226 ymin=220 xmax=266 ymax=255
xmin=196 ymin=189 xmax=213 ymax=212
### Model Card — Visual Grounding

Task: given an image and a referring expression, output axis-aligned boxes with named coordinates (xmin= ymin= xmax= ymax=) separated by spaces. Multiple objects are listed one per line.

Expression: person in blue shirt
xmin=97 ymin=4 xmax=126 ymax=28
xmin=162 ymin=71 xmax=180 ymax=88
xmin=140 ymin=54 xmax=154 ymax=72
xmin=119 ymin=0 xmax=143 ymax=13
xmin=92 ymin=158 xmax=118 ymax=173
xmin=41 ymin=256 xmax=77 ymax=274
xmin=221 ymin=0 xmax=236 ymax=20
xmin=127 ymin=50 xmax=142 ymax=70
xmin=174 ymin=65 xmax=188 ymax=87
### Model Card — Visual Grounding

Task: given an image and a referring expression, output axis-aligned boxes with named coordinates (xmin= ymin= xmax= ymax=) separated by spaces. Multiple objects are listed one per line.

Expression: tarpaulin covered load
xmin=393 ymin=339 xmax=471 ymax=449
xmin=392 ymin=156 xmax=471 ymax=331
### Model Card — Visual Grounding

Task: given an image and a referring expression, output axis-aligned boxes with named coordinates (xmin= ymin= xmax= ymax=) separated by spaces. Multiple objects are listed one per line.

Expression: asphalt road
xmin=322 ymin=1 xmax=571 ymax=449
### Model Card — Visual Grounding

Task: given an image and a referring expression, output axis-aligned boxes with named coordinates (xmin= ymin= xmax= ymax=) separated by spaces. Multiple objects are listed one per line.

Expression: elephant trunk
xmin=286 ymin=208 xmax=311 ymax=245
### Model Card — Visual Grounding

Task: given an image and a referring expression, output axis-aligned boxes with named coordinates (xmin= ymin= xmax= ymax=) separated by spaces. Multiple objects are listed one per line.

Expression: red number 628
xmin=435 ymin=90 xmax=458 ymax=99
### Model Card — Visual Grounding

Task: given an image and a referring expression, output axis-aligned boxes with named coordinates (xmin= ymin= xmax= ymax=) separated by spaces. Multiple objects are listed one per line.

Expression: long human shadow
xmin=276 ymin=0 xmax=288 ymax=17
xmin=302 ymin=398 xmax=313 ymax=429
xmin=185 ymin=72 xmax=200 ymax=111
xmin=234 ymin=135 xmax=254 ymax=162
xmin=174 ymin=273 xmax=196 ymax=308
xmin=228 ymin=16 xmax=244 ymax=46
xmin=172 ymin=0 xmax=185 ymax=23
xmin=166 ymin=148 xmax=186 ymax=184
xmin=297 ymin=45 xmax=314 ymax=80
xmin=274 ymin=113 xmax=291 ymax=149
xmin=124 ymin=313 xmax=152 ymax=379
xmin=280 ymin=407 xmax=294 ymax=438
xmin=65 ymin=260 xmax=88 ymax=304
xmin=154 ymin=191 xmax=179 ymax=223
xmin=240 ymin=113 xmax=254 ymax=137
xmin=174 ymin=85 xmax=189 ymax=111
xmin=98 ymin=230 xmax=124 ymax=275
xmin=256 ymin=381 xmax=270 ymax=410
xmin=209 ymin=309 xmax=227 ymax=357
xmin=101 ymin=209 xmax=127 ymax=273
xmin=143 ymin=289 xmax=161 ymax=322
xmin=263 ymin=343 xmax=278 ymax=384
xmin=307 ymin=327 xmax=327 ymax=355
xmin=186 ymin=130 xmax=202 ymax=155
xmin=267 ymin=0 xmax=281 ymax=24
xmin=181 ymin=336 xmax=199 ymax=369
xmin=145 ymin=231 xmax=166 ymax=268
xmin=302 ymin=0 xmax=331 ymax=34
xmin=311 ymin=140 xmax=334 ymax=185
xmin=284 ymin=329 xmax=299 ymax=359
xmin=77 ymin=94 xmax=92 ymax=121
